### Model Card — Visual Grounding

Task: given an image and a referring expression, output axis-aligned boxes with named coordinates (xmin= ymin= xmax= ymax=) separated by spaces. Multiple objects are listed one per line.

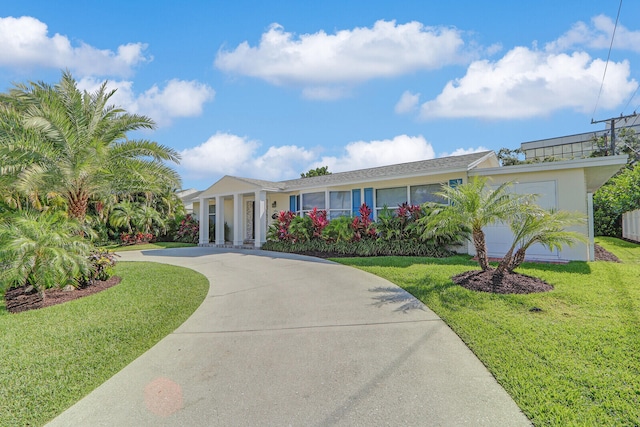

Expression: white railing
xmin=622 ymin=209 xmax=640 ymax=243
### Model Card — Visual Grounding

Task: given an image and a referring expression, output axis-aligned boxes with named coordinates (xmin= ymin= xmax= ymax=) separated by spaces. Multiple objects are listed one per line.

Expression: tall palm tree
xmin=0 ymin=71 xmax=181 ymax=222
xmin=420 ymin=177 xmax=533 ymax=270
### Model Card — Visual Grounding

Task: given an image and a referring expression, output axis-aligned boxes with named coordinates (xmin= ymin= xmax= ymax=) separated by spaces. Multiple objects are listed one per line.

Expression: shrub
xmin=0 ymin=211 xmax=92 ymax=294
xmin=351 ymin=204 xmax=377 ymax=241
xmin=174 ymin=214 xmax=199 ymax=243
xmin=84 ymin=251 xmax=119 ymax=282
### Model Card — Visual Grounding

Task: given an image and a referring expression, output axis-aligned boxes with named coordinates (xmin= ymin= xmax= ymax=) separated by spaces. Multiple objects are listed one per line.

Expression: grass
xmin=100 ymin=241 xmax=197 ymax=251
xmin=335 ymin=238 xmax=640 ymax=426
xmin=0 ymin=262 xmax=208 ymax=427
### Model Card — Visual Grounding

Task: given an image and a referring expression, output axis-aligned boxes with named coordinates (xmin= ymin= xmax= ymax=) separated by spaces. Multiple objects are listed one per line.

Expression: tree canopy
xmin=301 ymin=166 xmax=331 ymax=178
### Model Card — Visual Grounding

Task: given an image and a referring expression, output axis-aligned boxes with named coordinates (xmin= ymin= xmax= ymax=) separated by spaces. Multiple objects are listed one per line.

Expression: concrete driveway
xmin=47 ymin=247 xmax=530 ymax=426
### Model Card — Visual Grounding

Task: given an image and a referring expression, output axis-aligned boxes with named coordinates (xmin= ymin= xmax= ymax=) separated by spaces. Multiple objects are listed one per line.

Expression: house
xmin=193 ymin=150 xmax=627 ymax=261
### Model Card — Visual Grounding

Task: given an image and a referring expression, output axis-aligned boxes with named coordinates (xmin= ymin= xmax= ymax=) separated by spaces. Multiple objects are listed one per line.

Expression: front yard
xmin=336 ymin=237 xmax=640 ymax=426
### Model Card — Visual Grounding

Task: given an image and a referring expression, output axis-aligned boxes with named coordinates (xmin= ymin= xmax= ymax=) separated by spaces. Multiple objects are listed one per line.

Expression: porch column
xmin=587 ymin=192 xmax=595 ymax=261
xmin=233 ymin=193 xmax=243 ymax=246
xmin=215 ymin=196 xmax=224 ymax=245
xmin=254 ymin=190 xmax=267 ymax=248
xmin=198 ymin=197 xmax=209 ymax=245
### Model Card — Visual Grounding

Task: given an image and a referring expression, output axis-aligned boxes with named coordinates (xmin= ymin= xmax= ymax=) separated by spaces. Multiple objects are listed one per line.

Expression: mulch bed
xmin=452 ymin=269 xmax=553 ymax=294
xmin=594 ymin=244 xmax=620 ymax=262
xmin=4 ymin=276 xmax=122 ymax=314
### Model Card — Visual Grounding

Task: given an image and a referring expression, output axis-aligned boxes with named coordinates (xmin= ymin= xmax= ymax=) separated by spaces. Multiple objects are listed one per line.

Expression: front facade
xmin=192 ymin=151 xmax=627 ymax=262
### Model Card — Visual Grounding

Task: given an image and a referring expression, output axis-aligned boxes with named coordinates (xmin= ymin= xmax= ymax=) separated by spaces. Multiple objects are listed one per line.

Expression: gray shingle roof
xmin=281 ymin=151 xmax=494 ymax=190
xmin=207 ymin=151 xmax=495 ymax=194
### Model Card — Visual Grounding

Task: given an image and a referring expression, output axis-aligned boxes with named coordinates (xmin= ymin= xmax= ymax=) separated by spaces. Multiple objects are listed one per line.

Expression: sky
xmin=1 ymin=0 xmax=640 ymax=190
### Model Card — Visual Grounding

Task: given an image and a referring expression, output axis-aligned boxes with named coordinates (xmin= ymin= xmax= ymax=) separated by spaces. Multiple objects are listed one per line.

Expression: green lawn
xmin=100 ymin=241 xmax=197 ymax=251
xmin=335 ymin=238 xmax=640 ymax=426
xmin=0 ymin=262 xmax=208 ymax=427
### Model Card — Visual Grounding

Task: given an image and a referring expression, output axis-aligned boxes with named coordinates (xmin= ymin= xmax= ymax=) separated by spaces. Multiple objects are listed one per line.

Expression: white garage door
xmin=484 ymin=180 xmax=559 ymax=261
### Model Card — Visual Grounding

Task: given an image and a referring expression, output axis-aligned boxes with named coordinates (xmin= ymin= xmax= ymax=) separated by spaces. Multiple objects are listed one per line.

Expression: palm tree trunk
xmin=508 ymin=248 xmax=527 ymax=272
xmin=68 ymin=190 xmax=88 ymax=221
xmin=495 ymin=246 xmax=515 ymax=276
xmin=472 ymin=229 xmax=490 ymax=270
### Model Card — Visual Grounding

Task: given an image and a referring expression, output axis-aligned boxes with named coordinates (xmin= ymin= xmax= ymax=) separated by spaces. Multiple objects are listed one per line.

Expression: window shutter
xmin=289 ymin=195 xmax=297 ymax=212
xmin=364 ymin=188 xmax=374 ymax=219
xmin=352 ymin=189 xmax=361 ymax=216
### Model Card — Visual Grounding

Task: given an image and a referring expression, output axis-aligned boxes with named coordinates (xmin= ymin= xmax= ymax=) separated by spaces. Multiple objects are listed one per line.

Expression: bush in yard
xmin=174 ymin=214 xmax=199 ymax=243
xmin=0 ymin=210 xmax=92 ymax=296
xmin=83 ymin=251 xmax=119 ymax=282
xmin=351 ymin=204 xmax=377 ymax=241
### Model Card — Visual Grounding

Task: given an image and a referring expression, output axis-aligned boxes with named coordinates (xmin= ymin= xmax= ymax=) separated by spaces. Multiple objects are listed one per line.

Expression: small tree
xmin=300 ymin=166 xmax=331 ymax=178
xmin=495 ymin=206 xmax=586 ymax=275
xmin=0 ymin=211 xmax=92 ymax=296
xmin=420 ymin=177 xmax=532 ymax=271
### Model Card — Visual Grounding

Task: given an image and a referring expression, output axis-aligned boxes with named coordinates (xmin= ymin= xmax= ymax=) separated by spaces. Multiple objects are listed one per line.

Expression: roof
xmin=199 ymin=151 xmax=497 ymax=196
xmin=282 ymin=151 xmax=496 ymax=190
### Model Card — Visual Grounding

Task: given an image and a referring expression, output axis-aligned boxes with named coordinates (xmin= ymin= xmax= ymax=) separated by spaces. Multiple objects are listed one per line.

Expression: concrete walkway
xmin=47 ymin=247 xmax=530 ymax=426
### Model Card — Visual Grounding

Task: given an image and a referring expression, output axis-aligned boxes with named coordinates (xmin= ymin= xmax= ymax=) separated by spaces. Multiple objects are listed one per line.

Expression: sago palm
xmin=0 ymin=71 xmax=181 ymax=222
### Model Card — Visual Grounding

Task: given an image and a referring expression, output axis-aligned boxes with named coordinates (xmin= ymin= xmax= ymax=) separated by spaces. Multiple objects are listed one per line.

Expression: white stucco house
xmin=192 ymin=150 xmax=627 ymax=262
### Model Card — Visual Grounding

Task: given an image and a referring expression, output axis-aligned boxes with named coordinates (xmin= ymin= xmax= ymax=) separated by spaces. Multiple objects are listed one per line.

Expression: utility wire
xmin=591 ymin=0 xmax=623 ymax=120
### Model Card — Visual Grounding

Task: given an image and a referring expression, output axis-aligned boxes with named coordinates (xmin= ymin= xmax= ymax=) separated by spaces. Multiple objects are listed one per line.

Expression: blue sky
xmin=1 ymin=1 xmax=640 ymax=190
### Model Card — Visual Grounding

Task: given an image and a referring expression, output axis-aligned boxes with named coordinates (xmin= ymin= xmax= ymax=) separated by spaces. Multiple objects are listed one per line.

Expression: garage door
xmin=484 ymin=180 xmax=559 ymax=261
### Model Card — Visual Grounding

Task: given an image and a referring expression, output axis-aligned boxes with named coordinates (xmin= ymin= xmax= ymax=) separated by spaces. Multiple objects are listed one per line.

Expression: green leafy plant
xmin=0 ymin=211 xmax=92 ymax=295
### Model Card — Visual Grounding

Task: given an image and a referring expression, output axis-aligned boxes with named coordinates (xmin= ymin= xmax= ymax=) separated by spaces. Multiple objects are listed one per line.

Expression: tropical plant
xmin=420 ymin=177 xmax=533 ymax=271
xmin=174 ymin=214 xmax=200 ymax=243
xmin=495 ymin=206 xmax=587 ymax=275
xmin=351 ymin=204 xmax=377 ymax=241
xmin=0 ymin=71 xmax=181 ymax=222
xmin=0 ymin=210 xmax=93 ymax=295
xmin=321 ymin=215 xmax=353 ymax=242
xmin=307 ymin=207 xmax=329 ymax=238
xmin=109 ymin=201 xmax=138 ymax=234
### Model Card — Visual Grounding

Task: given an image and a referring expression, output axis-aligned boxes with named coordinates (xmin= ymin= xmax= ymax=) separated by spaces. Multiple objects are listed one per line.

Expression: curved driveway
xmin=48 ymin=247 xmax=530 ymax=426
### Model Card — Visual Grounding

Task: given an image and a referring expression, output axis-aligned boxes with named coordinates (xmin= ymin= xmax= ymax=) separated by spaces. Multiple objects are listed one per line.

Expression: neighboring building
xmin=193 ymin=150 xmax=627 ymax=262
xmin=521 ymin=123 xmax=640 ymax=162
xmin=177 ymin=188 xmax=202 ymax=216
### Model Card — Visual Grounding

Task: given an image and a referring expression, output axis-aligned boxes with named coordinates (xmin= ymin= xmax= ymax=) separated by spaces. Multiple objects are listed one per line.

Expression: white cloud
xmin=215 ymin=20 xmax=470 ymax=97
xmin=547 ymin=15 xmax=640 ymax=53
xmin=179 ymin=133 xmax=493 ymax=184
xmin=179 ymin=133 xmax=317 ymax=181
xmin=419 ymin=47 xmax=637 ymax=119
xmin=395 ymin=91 xmax=420 ymax=114
xmin=439 ymin=146 xmax=489 ymax=157
xmin=0 ymin=16 xmax=150 ymax=77
xmin=77 ymin=78 xmax=215 ymax=126
xmin=312 ymin=135 xmax=436 ymax=172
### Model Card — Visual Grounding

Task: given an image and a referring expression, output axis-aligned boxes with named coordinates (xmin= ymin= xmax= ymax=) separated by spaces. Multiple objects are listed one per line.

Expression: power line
xmin=591 ymin=0 xmax=623 ymax=120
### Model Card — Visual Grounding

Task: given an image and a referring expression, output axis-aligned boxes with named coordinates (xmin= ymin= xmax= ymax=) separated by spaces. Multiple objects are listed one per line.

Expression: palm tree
xmin=134 ymin=204 xmax=165 ymax=235
xmin=420 ymin=177 xmax=533 ymax=270
xmin=0 ymin=210 xmax=92 ymax=296
xmin=496 ymin=207 xmax=587 ymax=274
xmin=0 ymin=71 xmax=181 ymax=222
xmin=109 ymin=200 xmax=139 ymax=234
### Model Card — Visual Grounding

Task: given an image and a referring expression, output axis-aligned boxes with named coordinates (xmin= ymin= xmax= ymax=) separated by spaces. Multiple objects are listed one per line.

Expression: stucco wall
xmin=472 ymin=168 xmax=590 ymax=261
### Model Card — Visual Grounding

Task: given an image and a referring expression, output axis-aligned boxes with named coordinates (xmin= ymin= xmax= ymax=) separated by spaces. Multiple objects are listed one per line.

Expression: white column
xmin=587 ymin=192 xmax=595 ymax=261
xmin=233 ymin=193 xmax=243 ymax=246
xmin=254 ymin=191 xmax=267 ymax=248
xmin=199 ymin=197 xmax=209 ymax=245
xmin=215 ymin=196 xmax=224 ymax=245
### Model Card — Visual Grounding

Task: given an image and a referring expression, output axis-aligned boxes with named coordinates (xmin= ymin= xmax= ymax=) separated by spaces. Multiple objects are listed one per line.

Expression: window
xmin=410 ymin=184 xmax=445 ymax=205
xmin=301 ymin=192 xmax=325 ymax=215
xmin=375 ymin=187 xmax=407 ymax=216
xmin=208 ymin=204 xmax=216 ymax=242
xmin=329 ymin=191 xmax=350 ymax=219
